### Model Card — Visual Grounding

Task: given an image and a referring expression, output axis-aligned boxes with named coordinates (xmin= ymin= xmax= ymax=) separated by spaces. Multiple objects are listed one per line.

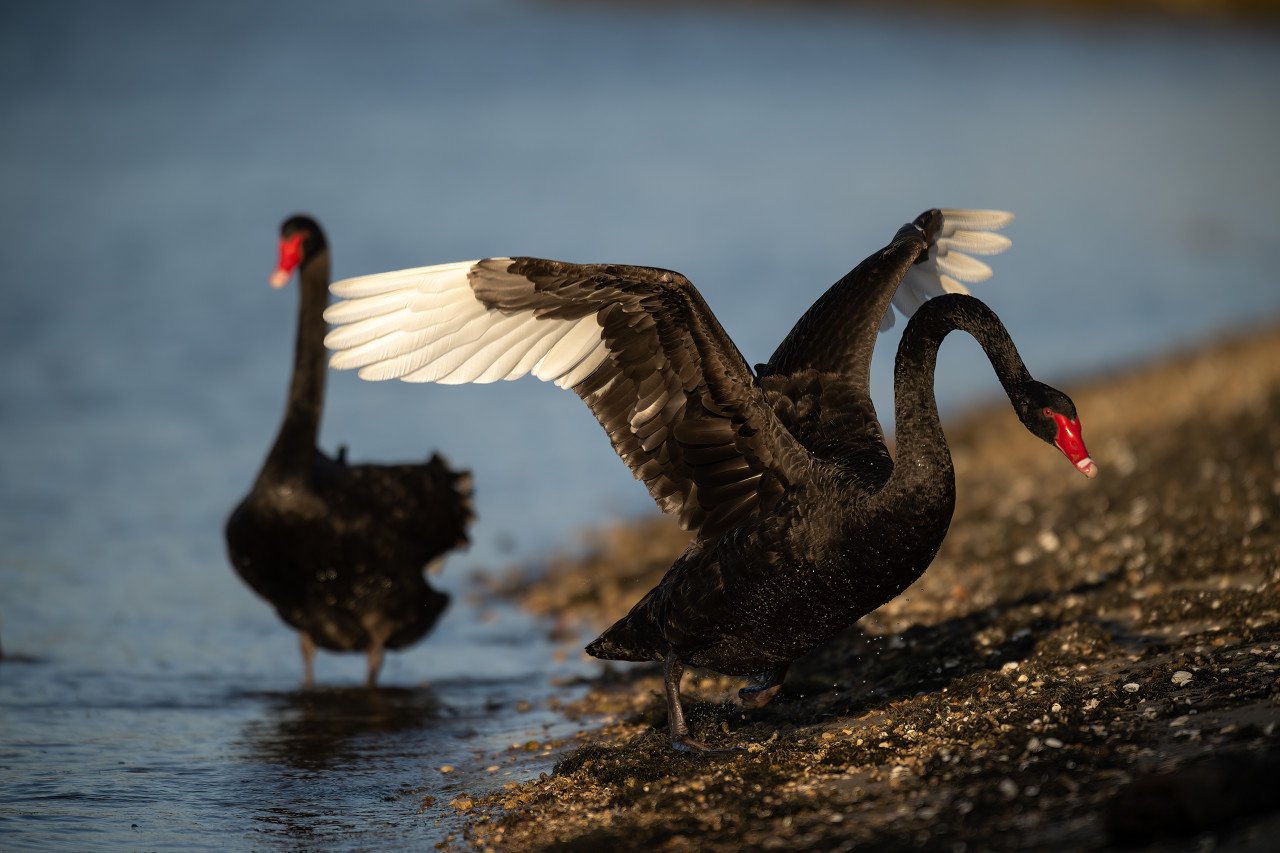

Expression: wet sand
xmin=465 ymin=323 xmax=1280 ymax=850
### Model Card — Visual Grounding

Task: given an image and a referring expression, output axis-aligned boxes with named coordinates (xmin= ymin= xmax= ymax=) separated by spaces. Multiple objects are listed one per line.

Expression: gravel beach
xmin=464 ymin=323 xmax=1280 ymax=851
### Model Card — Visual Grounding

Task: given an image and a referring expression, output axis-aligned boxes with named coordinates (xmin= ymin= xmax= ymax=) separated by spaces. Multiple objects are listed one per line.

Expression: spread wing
xmin=323 ymin=258 xmax=811 ymax=537
xmin=880 ymin=208 xmax=1014 ymax=332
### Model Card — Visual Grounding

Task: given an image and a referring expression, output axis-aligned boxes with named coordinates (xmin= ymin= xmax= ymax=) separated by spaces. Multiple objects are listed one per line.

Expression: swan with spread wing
xmin=323 ymin=209 xmax=1097 ymax=751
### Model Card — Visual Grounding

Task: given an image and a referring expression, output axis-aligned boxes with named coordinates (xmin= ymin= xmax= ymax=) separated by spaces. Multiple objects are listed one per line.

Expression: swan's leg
xmin=363 ymin=615 xmax=390 ymax=688
xmin=663 ymin=652 xmax=742 ymax=755
xmin=739 ymin=665 xmax=789 ymax=709
xmin=299 ymin=633 xmax=317 ymax=688
xmin=365 ymin=639 xmax=385 ymax=688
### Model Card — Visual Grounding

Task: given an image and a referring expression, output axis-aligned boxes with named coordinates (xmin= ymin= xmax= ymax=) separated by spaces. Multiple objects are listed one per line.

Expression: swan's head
xmin=1015 ymin=381 xmax=1098 ymax=479
xmin=270 ymin=214 xmax=327 ymax=288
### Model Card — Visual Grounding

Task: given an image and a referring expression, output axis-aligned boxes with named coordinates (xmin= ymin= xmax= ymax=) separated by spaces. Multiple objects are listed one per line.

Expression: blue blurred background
xmin=1 ymin=1 xmax=1277 ymax=848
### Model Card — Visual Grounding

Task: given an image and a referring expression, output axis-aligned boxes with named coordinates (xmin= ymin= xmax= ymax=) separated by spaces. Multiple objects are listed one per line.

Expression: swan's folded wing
xmin=884 ymin=208 xmax=1013 ymax=330
xmin=325 ymin=257 xmax=811 ymax=537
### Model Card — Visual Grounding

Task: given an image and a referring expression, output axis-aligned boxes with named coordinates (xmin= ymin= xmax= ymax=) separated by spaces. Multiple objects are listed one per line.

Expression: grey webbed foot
xmin=738 ymin=683 xmax=783 ymax=709
xmin=738 ymin=665 xmax=788 ymax=709
xmin=663 ymin=651 xmax=745 ymax=756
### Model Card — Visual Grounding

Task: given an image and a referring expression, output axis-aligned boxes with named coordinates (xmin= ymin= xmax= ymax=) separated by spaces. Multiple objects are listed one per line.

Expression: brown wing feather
xmin=470 ymin=258 xmax=809 ymax=537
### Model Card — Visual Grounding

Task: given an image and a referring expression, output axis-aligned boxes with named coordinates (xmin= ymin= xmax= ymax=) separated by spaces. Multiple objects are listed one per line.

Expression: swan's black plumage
xmin=322 ymin=209 xmax=1095 ymax=747
xmin=226 ymin=215 xmax=473 ymax=687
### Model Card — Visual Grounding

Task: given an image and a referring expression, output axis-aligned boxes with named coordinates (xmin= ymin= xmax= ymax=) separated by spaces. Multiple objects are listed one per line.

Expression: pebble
xmin=1123 ymin=682 xmax=1140 ymax=693
xmin=1171 ymin=670 xmax=1193 ymax=686
xmin=1044 ymin=737 xmax=1064 ymax=749
xmin=1036 ymin=530 xmax=1060 ymax=552
xmin=998 ymin=779 xmax=1019 ymax=799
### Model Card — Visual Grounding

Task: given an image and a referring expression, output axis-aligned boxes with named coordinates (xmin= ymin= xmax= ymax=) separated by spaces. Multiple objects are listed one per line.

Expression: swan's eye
xmin=1042 ymin=407 xmax=1052 ymax=418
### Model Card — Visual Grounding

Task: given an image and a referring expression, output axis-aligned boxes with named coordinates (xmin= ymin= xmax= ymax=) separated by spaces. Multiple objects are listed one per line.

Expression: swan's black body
xmin=588 ymin=295 xmax=1041 ymax=673
xmin=323 ymin=208 xmax=1093 ymax=747
xmin=226 ymin=216 xmax=473 ymax=687
xmin=579 ymin=213 xmax=1087 ymax=749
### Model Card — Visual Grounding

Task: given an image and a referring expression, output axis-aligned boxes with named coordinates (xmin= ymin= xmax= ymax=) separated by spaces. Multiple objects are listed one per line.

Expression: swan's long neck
xmin=262 ymin=249 xmax=330 ymax=480
xmin=764 ymin=229 xmax=923 ymax=391
xmin=874 ymin=294 xmax=1031 ymax=512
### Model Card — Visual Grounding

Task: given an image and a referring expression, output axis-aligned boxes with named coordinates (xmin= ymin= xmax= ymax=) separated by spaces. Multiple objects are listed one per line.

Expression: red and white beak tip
xmin=1075 ymin=457 xmax=1099 ymax=479
xmin=269 ymin=269 xmax=291 ymax=288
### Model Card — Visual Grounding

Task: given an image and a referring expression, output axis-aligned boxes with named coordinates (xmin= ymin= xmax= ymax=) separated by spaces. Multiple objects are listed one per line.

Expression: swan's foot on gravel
xmin=671 ymin=736 xmax=746 ymax=756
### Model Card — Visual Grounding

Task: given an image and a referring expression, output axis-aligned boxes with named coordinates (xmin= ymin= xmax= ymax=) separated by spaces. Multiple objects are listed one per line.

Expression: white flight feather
xmin=326 ymin=259 xmax=608 ymax=388
xmin=554 ymin=340 xmax=610 ymax=389
xmin=404 ymin=312 xmax=533 ymax=384
xmin=358 ymin=308 xmax=526 ymax=381
xmin=467 ymin=321 xmax=573 ymax=384
xmin=885 ymin=208 xmax=1013 ymax=331
xmin=537 ymin=320 xmax=609 ymax=385
xmin=327 ymin=299 xmax=490 ymax=369
xmin=327 ymin=261 xmax=473 ymax=298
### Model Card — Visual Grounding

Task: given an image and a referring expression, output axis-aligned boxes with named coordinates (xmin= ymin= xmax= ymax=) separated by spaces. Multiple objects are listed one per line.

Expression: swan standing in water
xmin=322 ymin=209 xmax=1096 ymax=748
xmin=226 ymin=215 xmax=474 ymax=688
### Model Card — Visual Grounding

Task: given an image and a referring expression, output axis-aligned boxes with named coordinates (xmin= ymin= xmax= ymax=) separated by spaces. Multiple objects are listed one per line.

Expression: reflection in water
xmin=238 ymin=687 xmax=441 ymax=772
xmin=231 ymin=687 xmax=457 ymax=846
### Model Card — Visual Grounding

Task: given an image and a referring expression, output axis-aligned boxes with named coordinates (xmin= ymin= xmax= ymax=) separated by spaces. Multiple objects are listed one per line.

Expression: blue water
xmin=1 ymin=1 xmax=1278 ymax=848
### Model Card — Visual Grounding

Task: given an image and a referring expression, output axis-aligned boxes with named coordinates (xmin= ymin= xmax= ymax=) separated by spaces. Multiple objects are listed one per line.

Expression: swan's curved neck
xmin=876 ymin=294 xmax=1031 ymax=509
xmin=263 ymin=249 xmax=330 ymax=479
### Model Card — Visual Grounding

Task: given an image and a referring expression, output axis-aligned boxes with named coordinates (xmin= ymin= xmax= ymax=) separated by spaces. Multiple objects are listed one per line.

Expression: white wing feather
xmin=882 ymin=208 xmax=1013 ymax=332
xmin=324 ymin=258 xmax=609 ymax=386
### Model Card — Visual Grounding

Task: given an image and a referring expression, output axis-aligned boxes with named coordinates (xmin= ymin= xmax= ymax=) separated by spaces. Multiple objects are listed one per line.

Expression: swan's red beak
xmin=1051 ymin=413 xmax=1098 ymax=478
xmin=271 ymin=232 xmax=306 ymax=288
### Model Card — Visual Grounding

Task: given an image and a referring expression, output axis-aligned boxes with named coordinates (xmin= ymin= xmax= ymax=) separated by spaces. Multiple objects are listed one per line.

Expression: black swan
xmin=321 ymin=209 xmax=1097 ymax=747
xmin=226 ymin=215 xmax=474 ymax=688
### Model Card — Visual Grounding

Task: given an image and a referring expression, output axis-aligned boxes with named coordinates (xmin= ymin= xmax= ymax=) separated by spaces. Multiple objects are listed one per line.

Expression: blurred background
xmin=1 ymin=0 xmax=1277 ymax=849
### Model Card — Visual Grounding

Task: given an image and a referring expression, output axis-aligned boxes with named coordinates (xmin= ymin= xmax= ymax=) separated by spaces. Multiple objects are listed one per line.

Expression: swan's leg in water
xmin=364 ymin=616 xmax=391 ymax=688
xmin=365 ymin=642 xmax=384 ymax=689
xmin=299 ymin=633 xmax=317 ymax=688
xmin=664 ymin=652 xmax=743 ymax=755
xmin=739 ymin=665 xmax=789 ymax=709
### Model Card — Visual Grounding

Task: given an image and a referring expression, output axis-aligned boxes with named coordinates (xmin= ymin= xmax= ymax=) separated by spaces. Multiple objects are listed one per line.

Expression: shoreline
xmin=462 ymin=322 xmax=1280 ymax=850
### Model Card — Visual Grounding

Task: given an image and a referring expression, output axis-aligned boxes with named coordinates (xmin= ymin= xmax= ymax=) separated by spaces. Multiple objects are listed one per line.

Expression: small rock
xmin=999 ymin=778 xmax=1019 ymax=799
xmin=1036 ymin=530 xmax=1060 ymax=552
xmin=439 ymin=765 xmax=455 ymax=774
xmin=1171 ymin=670 xmax=1193 ymax=686
xmin=1123 ymin=683 xmax=1141 ymax=693
xmin=1044 ymin=737 xmax=1064 ymax=749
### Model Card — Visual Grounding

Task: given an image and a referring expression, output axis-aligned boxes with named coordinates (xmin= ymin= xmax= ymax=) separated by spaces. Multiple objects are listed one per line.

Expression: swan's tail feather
xmin=586 ymin=620 xmax=662 ymax=662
